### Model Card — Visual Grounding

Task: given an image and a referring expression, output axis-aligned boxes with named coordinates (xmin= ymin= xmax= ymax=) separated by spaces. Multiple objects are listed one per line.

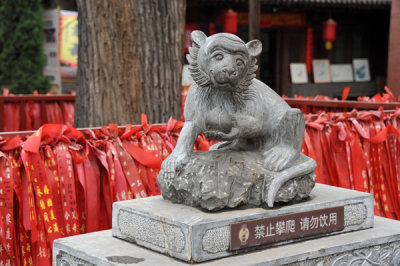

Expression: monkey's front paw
xmin=205 ymin=128 xmax=239 ymax=141
xmin=160 ymin=153 xmax=189 ymax=183
xmin=263 ymin=147 xmax=295 ymax=172
xmin=205 ymin=130 xmax=224 ymax=141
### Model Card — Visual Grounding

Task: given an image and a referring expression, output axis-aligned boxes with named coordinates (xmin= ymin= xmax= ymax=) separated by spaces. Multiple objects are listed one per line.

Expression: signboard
xmin=237 ymin=12 xmax=306 ymax=28
xmin=230 ymin=206 xmax=344 ymax=251
xmin=59 ymin=10 xmax=78 ymax=67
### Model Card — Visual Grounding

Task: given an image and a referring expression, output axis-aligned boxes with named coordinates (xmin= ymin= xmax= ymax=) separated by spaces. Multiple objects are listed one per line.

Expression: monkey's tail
xmin=266 ymin=154 xmax=317 ymax=207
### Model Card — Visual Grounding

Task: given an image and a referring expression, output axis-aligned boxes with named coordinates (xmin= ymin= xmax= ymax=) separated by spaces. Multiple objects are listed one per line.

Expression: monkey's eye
xmin=236 ymin=58 xmax=244 ymax=66
xmin=214 ymin=54 xmax=224 ymax=61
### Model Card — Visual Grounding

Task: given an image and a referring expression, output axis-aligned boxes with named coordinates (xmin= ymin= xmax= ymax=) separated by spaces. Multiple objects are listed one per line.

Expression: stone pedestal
xmin=111 ymin=184 xmax=373 ymax=262
xmin=53 ymin=184 xmax=400 ymax=265
xmin=54 ymin=216 xmax=400 ymax=265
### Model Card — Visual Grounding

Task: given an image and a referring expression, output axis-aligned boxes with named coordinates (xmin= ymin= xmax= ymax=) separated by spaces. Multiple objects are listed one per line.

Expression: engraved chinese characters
xmin=230 ymin=207 xmax=344 ymax=250
xmin=301 ymin=212 xmax=338 ymax=230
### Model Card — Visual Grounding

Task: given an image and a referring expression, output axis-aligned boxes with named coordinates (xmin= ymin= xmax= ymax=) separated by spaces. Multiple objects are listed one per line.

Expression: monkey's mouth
xmin=212 ymin=72 xmax=239 ymax=90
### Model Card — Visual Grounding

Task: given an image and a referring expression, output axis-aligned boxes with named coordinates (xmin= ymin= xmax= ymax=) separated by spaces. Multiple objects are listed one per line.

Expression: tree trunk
xmin=75 ymin=0 xmax=186 ymax=127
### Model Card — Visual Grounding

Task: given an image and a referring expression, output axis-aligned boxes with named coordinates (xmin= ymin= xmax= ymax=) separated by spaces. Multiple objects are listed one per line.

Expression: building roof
xmin=190 ymin=0 xmax=391 ymax=8
xmin=264 ymin=0 xmax=391 ymax=6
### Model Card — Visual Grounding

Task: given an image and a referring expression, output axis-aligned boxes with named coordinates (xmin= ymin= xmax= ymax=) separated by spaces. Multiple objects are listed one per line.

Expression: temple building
xmin=186 ymin=0 xmax=395 ymax=98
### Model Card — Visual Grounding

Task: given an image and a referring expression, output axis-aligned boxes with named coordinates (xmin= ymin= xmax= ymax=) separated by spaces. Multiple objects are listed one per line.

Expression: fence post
xmin=20 ymin=100 xmax=27 ymax=131
xmin=40 ymin=100 xmax=47 ymax=124
xmin=0 ymin=98 xmax=4 ymax=132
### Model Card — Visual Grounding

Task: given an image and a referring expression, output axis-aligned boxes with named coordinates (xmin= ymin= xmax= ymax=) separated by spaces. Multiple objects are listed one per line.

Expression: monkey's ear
xmin=246 ymin=40 xmax=262 ymax=57
xmin=191 ymin=30 xmax=207 ymax=46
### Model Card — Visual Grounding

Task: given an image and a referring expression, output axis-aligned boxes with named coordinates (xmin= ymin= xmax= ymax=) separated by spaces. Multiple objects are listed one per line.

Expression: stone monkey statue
xmin=158 ymin=31 xmax=316 ymax=210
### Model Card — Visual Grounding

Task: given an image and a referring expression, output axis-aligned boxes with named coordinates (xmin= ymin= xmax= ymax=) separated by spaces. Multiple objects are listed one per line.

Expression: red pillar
xmin=249 ymin=0 xmax=260 ymax=79
xmin=387 ymin=0 xmax=400 ymax=98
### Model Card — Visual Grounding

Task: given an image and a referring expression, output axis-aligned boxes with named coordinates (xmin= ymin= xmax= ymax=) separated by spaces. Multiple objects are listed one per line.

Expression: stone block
xmin=54 ymin=216 xmax=400 ymax=265
xmin=112 ymin=184 xmax=374 ymax=262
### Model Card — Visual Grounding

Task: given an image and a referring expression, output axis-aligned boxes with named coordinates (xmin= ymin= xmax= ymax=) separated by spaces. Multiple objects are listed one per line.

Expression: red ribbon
xmin=0 ymin=152 xmax=15 ymax=260
xmin=55 ymin=143 xmax=79 ymax=236
xmin=115 ymin=141 xmax=147 ymax=198
xmin=21 ymin=150 xmax=62 ymax=245
xmin=121 ymin=140 xmax=162 ymax=169
xmin=106 ymin=142 xmax=129 ymax=202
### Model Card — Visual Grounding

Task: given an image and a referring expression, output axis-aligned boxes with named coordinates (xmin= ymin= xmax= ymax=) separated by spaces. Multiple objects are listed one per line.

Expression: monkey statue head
xmin=187 ymin=31 xmax=262 ymax=92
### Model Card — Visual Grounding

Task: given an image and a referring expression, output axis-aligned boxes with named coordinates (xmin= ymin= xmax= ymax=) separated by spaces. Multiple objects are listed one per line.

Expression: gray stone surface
xmin=158 ymin=31 xmax=316 ymax=210
xmin=112 ymin=184 xmax=374 ymax=262
xmin=54 ymin=216 xmax=400 ymax=266
xmin=55 ymin=251 xmax=95 ymax=266
xmin=160 ymin=151 xmax=316 ymax=211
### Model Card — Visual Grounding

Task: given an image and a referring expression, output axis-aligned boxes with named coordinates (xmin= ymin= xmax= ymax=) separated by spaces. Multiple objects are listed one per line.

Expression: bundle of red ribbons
xmin=0 ymin=115 xmax=214 ymax=265
xmin=1 ymin=89 xmax=74 ymax=132
xmin=302 ymin=108 xmax=400 ymax=221
xmin=1 ymin=109 xmax=400 ymax=265
xmin=285 ymin=86 xmax=399 ymax=114
xmin=3 ymin=101 xmax=74 ymax=132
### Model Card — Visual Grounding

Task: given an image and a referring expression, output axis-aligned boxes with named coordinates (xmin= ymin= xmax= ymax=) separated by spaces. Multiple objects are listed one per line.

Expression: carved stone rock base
xmin=158 ymin=150 xmax=316 ymax=211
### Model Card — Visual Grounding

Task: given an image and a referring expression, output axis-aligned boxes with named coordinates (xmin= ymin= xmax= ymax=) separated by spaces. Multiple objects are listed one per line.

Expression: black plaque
xmin=230 ymin=206 xmax=344 ymax=251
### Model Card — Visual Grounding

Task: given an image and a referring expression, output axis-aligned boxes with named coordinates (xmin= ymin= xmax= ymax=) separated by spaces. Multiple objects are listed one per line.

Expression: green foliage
xmin=0 ymin=0 xmax=51 ymax=94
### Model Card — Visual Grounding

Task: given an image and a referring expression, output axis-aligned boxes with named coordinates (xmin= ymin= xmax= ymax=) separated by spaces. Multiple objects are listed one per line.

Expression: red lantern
xmin=224 ymin=9 xmax=238 ymax=34
xmin=323 ymin=18 xmax=337 ymax=50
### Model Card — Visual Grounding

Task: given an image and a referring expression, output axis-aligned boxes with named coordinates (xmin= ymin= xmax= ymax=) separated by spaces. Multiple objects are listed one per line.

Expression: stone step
xmin=53 ymin=216 xmax=400 ymax=266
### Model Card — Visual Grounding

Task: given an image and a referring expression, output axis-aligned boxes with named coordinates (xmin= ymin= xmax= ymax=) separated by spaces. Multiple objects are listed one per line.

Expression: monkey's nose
xmin=223 ymin=68 xmax=236 ymax=76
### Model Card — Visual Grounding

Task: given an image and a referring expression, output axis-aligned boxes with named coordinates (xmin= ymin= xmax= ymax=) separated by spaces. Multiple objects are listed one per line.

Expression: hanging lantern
xmin=323 ymin=18 xmax=337 ymax=50
xmin=224 ymin=9 xmax=238 ymax=34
